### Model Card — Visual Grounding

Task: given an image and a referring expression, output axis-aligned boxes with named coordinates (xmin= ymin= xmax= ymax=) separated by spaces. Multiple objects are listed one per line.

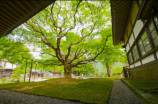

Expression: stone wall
xmin=130 ymin=60 xmax=158 ymax=80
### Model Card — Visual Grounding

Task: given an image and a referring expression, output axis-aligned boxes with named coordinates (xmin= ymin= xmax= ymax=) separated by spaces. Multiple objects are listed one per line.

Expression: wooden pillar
xmin=29 ymin=59 xmax=33 ymax=82
xmin=34 ymin=63 xmax=38 ymax=81
xmin=24 ymin=59 xmax=27 ymax=82
xmin=41 ymin=64 xmax=44 ymax=81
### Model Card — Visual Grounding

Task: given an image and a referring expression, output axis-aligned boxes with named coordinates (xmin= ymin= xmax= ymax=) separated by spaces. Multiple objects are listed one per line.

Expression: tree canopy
xmin=0 ymin=1 xmax=126 ymax=79
xmin=6 ymin=1 xmax=112 ymax=78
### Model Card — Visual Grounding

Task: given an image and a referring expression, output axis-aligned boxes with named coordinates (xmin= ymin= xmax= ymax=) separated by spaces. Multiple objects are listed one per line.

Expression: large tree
xmin=98 ymin=37 xmax=127 ymax=77
xmin=10 ymin=1 xmax=111 ymax=78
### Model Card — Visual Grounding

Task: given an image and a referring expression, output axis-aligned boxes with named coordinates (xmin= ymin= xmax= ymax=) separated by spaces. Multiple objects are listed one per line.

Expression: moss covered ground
xmin=0 ymin=78 xmax=115 ymax=104
xmin=123 ymin=78 xmax=158 ymax=103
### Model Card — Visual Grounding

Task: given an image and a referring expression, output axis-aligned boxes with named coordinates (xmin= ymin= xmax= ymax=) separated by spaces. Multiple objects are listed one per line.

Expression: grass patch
xmin=123 ymin=78 xmax=158 ymax=99
xmin=0 ymin=78 xmax=115 ymax=104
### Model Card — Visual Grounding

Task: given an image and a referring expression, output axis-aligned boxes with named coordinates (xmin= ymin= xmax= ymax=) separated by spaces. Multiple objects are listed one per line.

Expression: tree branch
xmin=11 ymin=51 xmax=56 ymax=57
xmin=25 ymin=21 xmax=56 ymax=50
xmin=65 ymin=45 xmax=71 ymax=60
xmin=3 ymin=54 xmax=62 ymax=66
xmin=56 ymin=0 xmax=61 ymax=21
xmin=72 ymin=36 xmax=109 ymax=67
xmin=59 ymin=0 xmax=82 ymax=39
xmin=70 ymin=21 xmax=98 ymax=46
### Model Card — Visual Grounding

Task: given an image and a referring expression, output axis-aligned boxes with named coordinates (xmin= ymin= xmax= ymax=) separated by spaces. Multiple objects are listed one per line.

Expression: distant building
xmin=27 ymin=70 xmax=60 ymax=79
xmin=0 ymin=67 xmax=5 ymax=78
xmin=27 ymin=69 xmax=42 ymax=79
xmin=51 ymin=71 xmax=61 ymax=77
xmin=0 ymin=60 xmax=16 ymax=79
xmin=0 ymin=67 xmax=14 ymax=79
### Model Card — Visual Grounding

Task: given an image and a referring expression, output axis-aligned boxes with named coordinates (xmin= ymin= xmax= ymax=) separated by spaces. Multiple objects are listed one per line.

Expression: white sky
xmin=26 ymin=45 xmax=41 ymax=59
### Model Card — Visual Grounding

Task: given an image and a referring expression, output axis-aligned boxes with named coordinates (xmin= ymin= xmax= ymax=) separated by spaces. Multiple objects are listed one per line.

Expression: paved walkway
xmin=0 ymin=89 xmax=83 ymax=104
xmin=108 ymin=80 xmax=144 ymax=104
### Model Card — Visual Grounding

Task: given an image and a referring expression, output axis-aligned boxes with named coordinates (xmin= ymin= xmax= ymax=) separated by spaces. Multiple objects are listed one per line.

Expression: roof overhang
xmin=0 ymin=0 xmax=55 ymax=38
xmin=138 ymin=0 xmax=158 ymax=20
xmin=4 ymin=68 xmax=13 ymax=71
xmin=111 ymin=0 xmax=133 ymax=45
xmin=0 ymin=67 xmax=5 ymax=71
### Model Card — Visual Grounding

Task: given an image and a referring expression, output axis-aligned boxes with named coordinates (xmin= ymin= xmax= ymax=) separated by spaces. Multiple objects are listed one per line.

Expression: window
xmin=138 ymin=31 xmax=151 ymax=56
xmin=148 ymin=20 xmax=158 ymax=46
xmin=154 ymin=17 xmax=158 ymax=27
xmin=132 ymin=45 xmax=139 ymax=61
xmin=128 ymin=52 xmax=133 ymax=64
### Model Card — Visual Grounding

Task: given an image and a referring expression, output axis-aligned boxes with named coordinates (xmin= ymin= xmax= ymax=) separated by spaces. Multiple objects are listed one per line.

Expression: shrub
xmin=1 ymin=77 xmax=6 ymax=83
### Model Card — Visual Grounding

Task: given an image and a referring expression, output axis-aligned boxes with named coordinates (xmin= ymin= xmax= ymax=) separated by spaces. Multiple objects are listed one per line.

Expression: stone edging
xmin=121 ymin=79 xmax=158 ymax=104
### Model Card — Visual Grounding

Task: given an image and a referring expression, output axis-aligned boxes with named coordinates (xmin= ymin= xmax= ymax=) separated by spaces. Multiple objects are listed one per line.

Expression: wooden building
xmin=50 ymin=71 xmax=61 ymax=77
xmin=0 ymin=67 xmax=5 ymax=78
xmin=27 ymin=69 xmax=42 ymax=79
xmin=0 ymin=68 xmax=13 ymax=79
xmin=111 ymin=0 xmax=158 ymax=79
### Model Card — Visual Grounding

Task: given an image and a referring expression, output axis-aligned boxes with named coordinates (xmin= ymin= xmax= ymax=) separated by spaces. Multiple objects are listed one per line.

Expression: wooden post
xmin=24 ymin=59 xmax=27 ymax=82
xmin=29 ymin=59 xmax=33 ymax=82
xmin=53 ymin=65 xmax=55 ymax=78
xmin=34 ymin=62 xmax=38 ymax=82
xmin=41 ymin=64 xmax=44 ymax=81
xmin=94 ymin=62 xmax=96 ymax=76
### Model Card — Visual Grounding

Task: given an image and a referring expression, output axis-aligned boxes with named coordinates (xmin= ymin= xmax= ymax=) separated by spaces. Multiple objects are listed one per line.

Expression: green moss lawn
xmin=0 ymin=78 xmax=115 ymax=104
xmin=123 ymin=78 xmax=158 ymax=99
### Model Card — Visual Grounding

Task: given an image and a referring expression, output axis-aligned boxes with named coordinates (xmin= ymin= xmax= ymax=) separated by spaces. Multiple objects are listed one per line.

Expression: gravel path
xmin=0 ymin=89 xmax=84 ymax=104
xmin=108 ymin=80 xmax=144 ymax=104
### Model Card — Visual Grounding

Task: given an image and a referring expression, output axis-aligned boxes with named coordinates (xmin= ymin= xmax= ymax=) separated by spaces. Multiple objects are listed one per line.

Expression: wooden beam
xmin=8 ymin=1 xmax=26 ymax=16
xmin=3 ymin=3 xmax=23 ymax=18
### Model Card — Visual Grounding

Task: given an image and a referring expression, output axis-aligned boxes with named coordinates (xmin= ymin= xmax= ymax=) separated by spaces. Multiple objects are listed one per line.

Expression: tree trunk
xmin=34 ymin=64 xmax=37 ymax=82
xmin=24 ymin=59 xmax=27 ymax=82
xmin=29 ymin=59 xmax=33 ymax=82
xmin=94 ymin=62 xmax=96 ymax=76
xmin=64 ymin=66 xmax=72 ymax=79
xmin=106 ymin=63 xmax=111 ymax=77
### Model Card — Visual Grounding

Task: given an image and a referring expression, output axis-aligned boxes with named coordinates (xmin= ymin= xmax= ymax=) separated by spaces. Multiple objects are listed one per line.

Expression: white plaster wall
xmin=135 ymin=61 xmax=141 ymax=67
xmin=0 ymin=62 xmax=3 ymax=67
xmin=142 ymin=54 xmax=155 ymax=64
xmin=126 ymin=43 xmax=130 ymax=52
xmin=0 ymin=61 xmax=17 ymax=68
xmin=12 ymin=64 xmax=15 ymax=68
xmin=49 ymin=73 xmax=53 ymax=77
xmin=129 ymin=33 xmax=134 ymax=47
xmin=133 ymin=20 xmax=144 ymax=38
xmin=130 ymin=64 xmax=134 ymax=68
xmin=5 ymin=63 xmax=12 ymax=68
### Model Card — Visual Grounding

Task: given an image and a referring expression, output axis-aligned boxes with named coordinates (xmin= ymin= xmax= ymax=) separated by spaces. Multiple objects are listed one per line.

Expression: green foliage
xmin=0 ymin=1 xmax=122 ymax=78
xmin=1 ymin=77 xmax=6 ymax=83
xmin=73 ymin=63 xmax=95 ymax=76
xmin=10 ymin=74 xmax=22 ymax=82
xmin=7 ymin=1 xmax=111 ymax=72
xmin=95 ymin=69 xmax=100 ymax=75
xmin=10 ymin=64 xmax=29 ymax=81
xmin=0 ymin=37 xmax=33 ymax=77
xmin=112 ymin=67 xmax=123 ymax=75
xmin=0 ymin=37 xmax=32 ymax=63
xmin=98 ymin=36 xmax=127 ymax=75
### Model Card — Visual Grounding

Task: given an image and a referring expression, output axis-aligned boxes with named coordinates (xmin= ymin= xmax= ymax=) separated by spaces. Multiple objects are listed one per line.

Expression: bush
xmin=1 ymin=77 xmax=6 ymax=83
xmin=112 ymin=67 xmax=123 ymax=75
